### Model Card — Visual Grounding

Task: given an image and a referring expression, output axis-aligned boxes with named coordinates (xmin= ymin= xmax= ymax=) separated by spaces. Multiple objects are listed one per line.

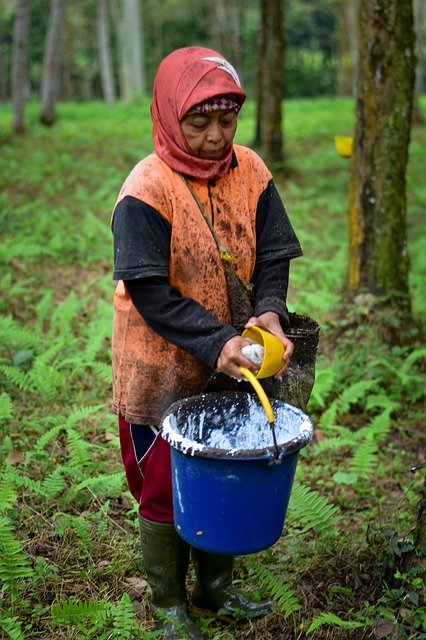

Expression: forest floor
xmin=0 ymin=97 xmax=425 ymax=640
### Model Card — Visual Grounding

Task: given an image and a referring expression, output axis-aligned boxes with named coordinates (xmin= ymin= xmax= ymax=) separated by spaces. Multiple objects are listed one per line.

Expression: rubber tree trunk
xmin=12 ymin=0 xmax=30 ymax=134
xmin=257 ymin=0 xmax=285 ymax=165
xmin=40 ymin=0 xmax=68 ymax=126
xmin=97 ymin=0 xmax=116 ymax=104
xmin=347 ymin=0 xmax=416 ymax=319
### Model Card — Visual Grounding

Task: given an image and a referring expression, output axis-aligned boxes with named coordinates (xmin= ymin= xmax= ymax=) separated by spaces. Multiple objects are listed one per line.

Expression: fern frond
xmin=66 ymin=428 xmax=92 ymax=468
xmin=336 ymin=380 xmax=377 ymax=413
xmin=51 ymin=598 xmax=111 ymax=624
xmin=247 ymin=558 xmax=301 ymax=618
xmin=54 ymin=515 xmax=92 ymax=550
xmin=34 ymin=290 xmax=53 ymax=337
xmin=34 ymin=423 xmax=64 ymax=454
xmin=110 ymin=592 xmax=141 ymax=638
xmin=48 ymin=291 xmax=81 ymax=338
xmin=309 ymin=368 xmax=335 ymax=409
xmin=0 ymin=365 xmax=33 ymax=393
xmin=306 ymin=611 xmax=367 ymax=634
xmin=92 ymin=361 xmax=112 ymax=382
xmin=356 ymin=408 xmax=392 ymax=442
xmin=349 ymin=438 xmax=378 ymax=479
xmin=0 ymin=515 xmax=33 ymax=593
xmin=318 ymin=401 xmax=339 ymax=434
xmin=0 ymin=613 xmax=25 ymax=640
xmin=0 ymin=392 xmax=13 ymax=423
xmin=0 ymin=315 xmax=37 ymax=349
xmin=71 ymin=472 xmax=125 ymax=498
xmin=65 ymin=404 xmax=105 ymax=429
xmin=39 ymin=468 xmax=66 ymax=498
xmin=0 ymin=473 xmax=18 ymax=513
xmin=287 ymin=481 xmax=340 ymax=535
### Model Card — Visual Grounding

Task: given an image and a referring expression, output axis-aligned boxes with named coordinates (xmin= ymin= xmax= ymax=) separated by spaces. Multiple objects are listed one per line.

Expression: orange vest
xmin=112 ymin=145 xmax=272 ymax=424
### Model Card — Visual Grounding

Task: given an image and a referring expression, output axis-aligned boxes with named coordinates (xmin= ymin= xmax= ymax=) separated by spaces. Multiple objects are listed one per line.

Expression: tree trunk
xmin=257 ymin=0 xmax=285 ymax=165
xmin=412 ymin=0 xmax=424 ymax=123
xmin=40 ymin=0 xmax=68 ymax=126
xmin=118 ymin=0 xmax=145 ymax=102
xmin=332 ymin=0 xmax=359 ymax=96
xmin=207 ymin=0 xmax=245 ymax=80
xmin=253 ymin=3 xmax=267 ymax=148
xmin=98 ymin=0 xmax=116 ymax=104
xmin=347 ymin=0 xmax=415 ymax=324
xmin=11 ymin=0 xmax=31 ymax=134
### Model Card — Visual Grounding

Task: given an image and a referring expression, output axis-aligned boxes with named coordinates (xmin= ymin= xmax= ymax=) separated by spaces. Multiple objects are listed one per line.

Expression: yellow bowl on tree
xmin=334 ymin=135 xmax=353 ymax=158
xmin=241 ymin=326 xmax=285 ymax=379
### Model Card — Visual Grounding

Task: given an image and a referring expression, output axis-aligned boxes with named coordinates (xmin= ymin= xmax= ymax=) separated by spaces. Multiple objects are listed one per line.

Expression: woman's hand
xmin=245 ymin=311 xmax=293 ymax=376
xmin=216 ymin=335 xmax=262 ymax=380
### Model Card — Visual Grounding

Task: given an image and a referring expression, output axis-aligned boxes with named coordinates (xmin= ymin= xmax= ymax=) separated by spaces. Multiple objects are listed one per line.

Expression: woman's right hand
xmin=216 ymin=335 xmax=259 ymax=380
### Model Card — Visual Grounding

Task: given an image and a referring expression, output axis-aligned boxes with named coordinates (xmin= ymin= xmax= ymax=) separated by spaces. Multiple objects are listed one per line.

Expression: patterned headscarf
xmin=150 ymin=47 xmax=246 ymax=181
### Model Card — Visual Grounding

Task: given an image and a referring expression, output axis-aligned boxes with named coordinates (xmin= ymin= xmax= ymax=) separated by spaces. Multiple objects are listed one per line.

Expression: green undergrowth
xmin=0 ymin=96 xmax=425 ymax=640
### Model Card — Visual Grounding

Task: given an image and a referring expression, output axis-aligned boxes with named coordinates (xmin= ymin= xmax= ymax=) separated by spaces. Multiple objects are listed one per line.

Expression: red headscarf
xmin=151 ymin=47 xmax=246 ymax=181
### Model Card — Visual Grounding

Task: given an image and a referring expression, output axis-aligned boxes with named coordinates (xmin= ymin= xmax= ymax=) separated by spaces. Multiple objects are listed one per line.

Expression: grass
xmin=0 ymin=95 xmax=425 ymax=640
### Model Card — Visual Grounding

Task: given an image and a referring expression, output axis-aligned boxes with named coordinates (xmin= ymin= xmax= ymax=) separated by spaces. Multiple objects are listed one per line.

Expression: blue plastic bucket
xmin=161 ymin=391 xmax=313 ymax=555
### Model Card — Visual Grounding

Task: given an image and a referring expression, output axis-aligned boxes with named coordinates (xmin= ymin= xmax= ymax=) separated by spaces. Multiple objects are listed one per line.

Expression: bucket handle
xmin=239 ymin=367 xmax=280 ymax=464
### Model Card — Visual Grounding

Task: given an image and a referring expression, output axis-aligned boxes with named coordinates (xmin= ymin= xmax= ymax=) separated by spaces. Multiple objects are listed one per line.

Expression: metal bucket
xmin=161 ymin=392 xmax=313 ymax=555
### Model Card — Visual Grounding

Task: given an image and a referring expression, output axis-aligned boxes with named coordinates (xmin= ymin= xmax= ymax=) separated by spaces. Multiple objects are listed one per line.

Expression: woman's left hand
xmin=244 ymin=311 xmax=293 ymax=376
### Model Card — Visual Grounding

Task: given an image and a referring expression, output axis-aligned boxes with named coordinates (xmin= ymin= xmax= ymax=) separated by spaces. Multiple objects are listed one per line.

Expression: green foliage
xmin=306 ymin=611 xmax=368 ymax=634
xmin=0 ymin=97 xmax=424 ymax=639
xmin=287 ymin=481 xmax=340 ymax=535
xmin=247 ymin=558 xmax=301 ymax=618
xmin=0 ymin=515 xmax=33 ymax=596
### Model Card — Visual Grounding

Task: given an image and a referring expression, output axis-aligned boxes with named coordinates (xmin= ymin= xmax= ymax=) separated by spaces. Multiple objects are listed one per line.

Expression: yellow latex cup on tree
xmin=241 ymin=326 xmax=285 ymax=379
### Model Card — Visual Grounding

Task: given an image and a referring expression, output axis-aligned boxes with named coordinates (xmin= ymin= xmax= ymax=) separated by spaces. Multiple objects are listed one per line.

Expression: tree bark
xmin=257 ymin=0 xmax=285 ymax=165
xmin=40 ymin=0 xmax=68 ymax=125
xmin=332 ymin=0 xmax=359 ymax=96
xmin=98 ymin=0 xmax=116 ymax=104
xmin=118 ymin=0 xmax=145 ymax=102
xmin=207 ymin=0 xmax=245 ymax=80
xmin=347 ymin=0 xmax=415 ymax=322
xmin=11 ymin=0 xmax=31 ymax=134
xmin=412 ymin=0 xmax=424 ymax=123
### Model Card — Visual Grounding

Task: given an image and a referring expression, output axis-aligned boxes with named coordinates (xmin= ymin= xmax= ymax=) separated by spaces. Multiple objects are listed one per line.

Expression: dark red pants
xmin=118 ymin=416 xmax=174 ymax=523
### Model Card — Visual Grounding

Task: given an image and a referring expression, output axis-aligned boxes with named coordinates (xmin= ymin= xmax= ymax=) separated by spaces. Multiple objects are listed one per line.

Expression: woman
xmin=111 ymin=46 xmax=302 ymax=639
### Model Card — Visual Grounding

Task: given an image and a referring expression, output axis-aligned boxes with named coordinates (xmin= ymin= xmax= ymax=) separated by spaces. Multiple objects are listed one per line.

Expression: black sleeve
xmin=251 ymin=180 xmax=301 ymax=327
xmin=124 ymin=277 xmax=238 ymax=369
xmin=255 ymin=180 xmax=302 ymax=263
xmin=112 ymin=195 xmax=171 ymax=280
xmin=252 ymin=258 xmax=291 ymax=327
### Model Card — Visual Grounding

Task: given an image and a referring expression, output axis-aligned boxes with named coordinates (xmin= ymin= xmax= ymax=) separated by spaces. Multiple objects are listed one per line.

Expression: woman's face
xmin=181 ymin=110 xmax=238 ymax=160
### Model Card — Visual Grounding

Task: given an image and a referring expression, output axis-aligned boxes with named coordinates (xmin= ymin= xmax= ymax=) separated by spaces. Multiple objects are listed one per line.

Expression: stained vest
xmin=112 ymin=145 xmax=276 ymax=425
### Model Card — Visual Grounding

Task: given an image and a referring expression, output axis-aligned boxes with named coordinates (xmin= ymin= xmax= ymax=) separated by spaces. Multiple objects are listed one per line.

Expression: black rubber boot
xmin=139 ymin=516 xmax=203 ymax=639
xmin=191 ymin=548 xmax=274 ymax=620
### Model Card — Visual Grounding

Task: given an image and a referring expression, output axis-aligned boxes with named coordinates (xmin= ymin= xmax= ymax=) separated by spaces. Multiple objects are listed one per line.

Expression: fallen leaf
xmin=373 ymin=620 xmax=396 ymax=638
xmin=7 ymin=450 xmax=24 ymax=465
xmin=125 ymin=576 xmax=150 ymax=596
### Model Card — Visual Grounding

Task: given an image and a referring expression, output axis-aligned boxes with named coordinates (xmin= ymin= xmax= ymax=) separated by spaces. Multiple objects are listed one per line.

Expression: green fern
xmin=0 ymin=515 xmax=33 ymax=594
xmin=53 ymin=514 xmax=92 ymax=551
xmin=308 ymin=367 xmax=335 ymax=409
xmin=287 ymin=481 xmax=340 ymax=535
xmin=51 ymin=598 xmax=111 ymax=624
xmin=0 ymin=613 xmax=25 ymax=640
xmin=349 ymin=437 xmax=379 ymax=479
xmin=247 ymin=558 xmax=301 ymax=618
xmin=306 ymin=611 xmax=368 ymax=634
xmin=70 ymin=472 xmax=125 ymax=499
xmin=0 ymin=315 xmax=37 ymax=350
xmin=0 ymin=392 xmax=13 ymax=423
xmin=110 ymin=592 xmax=141 ymax=639
xmin=0 ymin=472 xmax=18 ymax=513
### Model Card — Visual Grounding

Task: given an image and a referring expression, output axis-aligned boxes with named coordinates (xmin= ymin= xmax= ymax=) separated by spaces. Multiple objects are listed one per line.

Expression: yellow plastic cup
xmin=334 ymin=135 xmax=353 ymax=158
xmin=241 ymin=326 xmax=285 ymax=379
